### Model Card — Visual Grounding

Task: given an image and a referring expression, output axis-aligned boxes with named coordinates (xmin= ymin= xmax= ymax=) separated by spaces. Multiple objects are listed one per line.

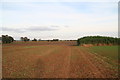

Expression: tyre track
xmin=34 ymin=45 xmax=117 ymax=78
xmin=35 ymin=46 xmax=71 ymax=78
xmin=70 ymin=47 xmax=117 ymax=78
xmin=70 ymin=47 xmax=104 ymax=78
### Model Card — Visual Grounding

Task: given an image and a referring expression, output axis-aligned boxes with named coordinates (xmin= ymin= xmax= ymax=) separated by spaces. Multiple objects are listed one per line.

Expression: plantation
xmin=77 ymin=36 xmax=120 ymax=46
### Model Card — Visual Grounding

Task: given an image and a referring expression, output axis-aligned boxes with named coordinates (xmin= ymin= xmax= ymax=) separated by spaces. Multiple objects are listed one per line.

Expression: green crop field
xmin=79 ymin=45 xmax=119 ymax=72
xmin=88 ymin=46 xmax=119 ymax=61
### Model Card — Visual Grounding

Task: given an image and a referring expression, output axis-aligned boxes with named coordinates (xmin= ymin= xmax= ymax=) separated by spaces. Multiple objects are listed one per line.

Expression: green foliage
xmin=32 ymin=38 xmax=37 ymax=41
xmin=89 ymin=46 xmax=118 ymax=60
xmin=52 ymin=39 xmax=59 ymax=41
xmin=20 ymin=37 xmax=30 ymax=42
xmin=77 ymin=36 xmax=120 ymax=45
xmin=2 ymin=35 xmax=14 ymax=44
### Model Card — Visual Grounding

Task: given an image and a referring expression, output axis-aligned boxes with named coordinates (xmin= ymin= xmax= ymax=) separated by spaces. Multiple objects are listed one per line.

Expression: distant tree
xmin=0 ymin=37 xmax=2 ymax=43
xmin=24 ymin=37 xmax=28 ymax=42
xmin=2 ymin=35 xmax=14 ymax=44
xmin=47 ymin=40 xmax=50 ymax=42
xmin=20 ymin=37 xmax=24 ymax=41
xmin=38 ymin=39 xmax=41 ymax=41
xmin=20 ymin=37 xmax=30 ymax=42
xmin=118 ymin=38 xmax=120 ymax=45
xmin=52 ymin=39 xmax=59 ymax=41
xmin=0 ymin=37 xmax=1 ymax=40
xmin=32 ymin=38 xmax=37 ymax=41
xmin=27 ymin=39 xmax=30 ymax=41
xmin=9 ymin=36 xmax=14 ymax=42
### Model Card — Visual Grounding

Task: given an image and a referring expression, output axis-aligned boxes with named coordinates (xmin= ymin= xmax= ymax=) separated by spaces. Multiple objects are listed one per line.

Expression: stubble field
xmin=2 ymin=41 xmax=119 ymax=78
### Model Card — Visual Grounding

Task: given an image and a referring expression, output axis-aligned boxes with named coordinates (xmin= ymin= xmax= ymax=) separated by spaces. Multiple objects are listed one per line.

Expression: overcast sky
xmin=0 ymin=0 xmax=119 ymax=40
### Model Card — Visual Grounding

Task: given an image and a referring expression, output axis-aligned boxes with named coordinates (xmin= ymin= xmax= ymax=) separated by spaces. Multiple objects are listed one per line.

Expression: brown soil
xmin=82 ymin=43 xmax=115 ymax=47
xmin=82 ymin=44 xmax=94 ymax=47
xmin=2 ymin=41 xmax=118 ymax=78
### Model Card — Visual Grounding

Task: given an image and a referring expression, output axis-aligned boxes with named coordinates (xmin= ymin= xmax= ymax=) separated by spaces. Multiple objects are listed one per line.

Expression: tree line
xmin=20 ymin=37 xmax=41 ymax=41
xmin=77 ymin=36 xmax=120 ymax=46
xmin=1 ymin=35 xmax=119 ymax=45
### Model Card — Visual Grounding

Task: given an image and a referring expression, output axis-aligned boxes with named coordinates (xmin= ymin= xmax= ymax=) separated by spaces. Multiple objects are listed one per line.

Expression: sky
xmin=0 ymin=0 xmax=119 ymax=40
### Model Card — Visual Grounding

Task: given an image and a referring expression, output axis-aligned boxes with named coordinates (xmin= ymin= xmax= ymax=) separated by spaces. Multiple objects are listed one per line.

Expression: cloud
xmin=27 ymin=26 xmax=58 ymax=31
xmin=2 ymin=2 xmax=117 ymax=27
xmin=2 ymin=26 xmax=59 ymax=33
xmin=1 ymin=2 xmax=118 ymax=40
xmin=2 ymin=27 xmax=26 ymax=33
xmin=50 ymin=25 xmax=60 ymax=27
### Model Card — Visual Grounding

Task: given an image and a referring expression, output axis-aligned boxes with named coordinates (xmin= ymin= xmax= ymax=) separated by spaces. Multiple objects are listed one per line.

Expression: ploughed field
xmin=2 ymin=41 xmax=118 ymax=78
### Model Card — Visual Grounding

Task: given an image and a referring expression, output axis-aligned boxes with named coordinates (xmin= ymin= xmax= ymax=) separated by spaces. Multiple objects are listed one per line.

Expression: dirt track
xmin=2 ymin=41 xmax=118 ymax=78
xmin=34 ymin=46 xmax=116 ymax=78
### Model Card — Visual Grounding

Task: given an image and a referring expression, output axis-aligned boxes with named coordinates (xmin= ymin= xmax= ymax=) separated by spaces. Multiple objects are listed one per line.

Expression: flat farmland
xmin=2 ymin=41 xmax=118 ymax=78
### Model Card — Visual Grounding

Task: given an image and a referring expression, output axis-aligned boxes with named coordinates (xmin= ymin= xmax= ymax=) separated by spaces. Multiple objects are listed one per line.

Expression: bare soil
xmin=2 ymin=41 xmax=118 ymax=78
